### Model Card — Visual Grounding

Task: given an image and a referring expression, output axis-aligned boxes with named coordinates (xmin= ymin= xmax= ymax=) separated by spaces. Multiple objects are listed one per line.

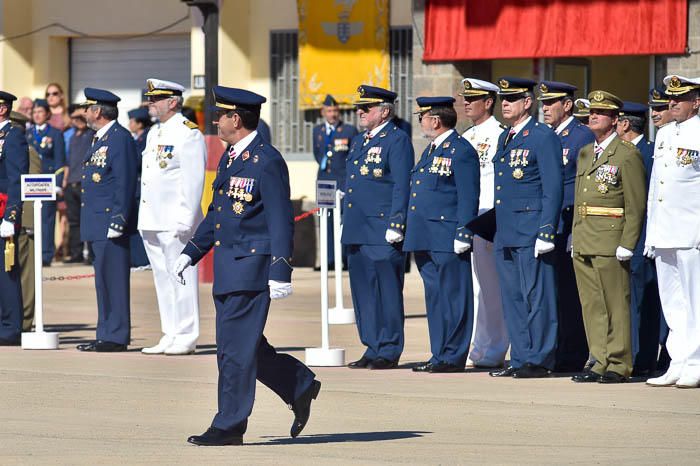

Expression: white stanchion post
xmin=328 ymin=189 xmax=354 ymax=324
xmin=22 ymin=197 xmax=59 ymax=349
xmin=305 ymin=182 xmax=345 ymax=366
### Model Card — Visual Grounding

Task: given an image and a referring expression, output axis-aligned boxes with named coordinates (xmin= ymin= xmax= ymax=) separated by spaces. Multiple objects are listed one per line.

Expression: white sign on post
xmin=316 ymin=180 xmax=337 ymax=209
xmin=21 ymin=175 xmax=57 ymax=201
xmin=20 ymin=174 xmax=59 ymax=350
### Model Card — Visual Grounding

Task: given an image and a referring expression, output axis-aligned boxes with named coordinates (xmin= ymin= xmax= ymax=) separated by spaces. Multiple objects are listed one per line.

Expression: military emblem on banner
xmin=156 ymin=144 xmax=174 ymax=169
xmin=595 ymin=164 xmax=619 ymax=193
xmin=676 ymin=147 xmax=699 ymax=167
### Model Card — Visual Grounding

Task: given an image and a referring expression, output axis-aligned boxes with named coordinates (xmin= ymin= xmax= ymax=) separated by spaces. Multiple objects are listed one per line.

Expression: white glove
xmin=174 ymin=223 xmax=191 ymax=239
xmin=454 ymin=239 xmax=471 ymax=254
xmin=0 ymin=220 xmax=15 ymax=238
xmin=566 ymin=234 xmax=573 ymax=252
xmin=338 ymin=190 xmax=346 ymax=199
xmin=269 ymin=280 xmax=292 ymax=299
xmin=616 ymin=246 xmax=634 ymax=261
xmin=54 ymin=186 xmax=63 ymax=196
xmin=385 ymin=229 xmax=404 ymax=244
xmin=534 ymin=238 xmax=555 ymax=258
xmin=173 ymin=254 xmax=192 ymax=285
xmin=643 ymin=245 xmax=656 ymax=260
xmin=107 ymin=228 xmax=123 ymax=239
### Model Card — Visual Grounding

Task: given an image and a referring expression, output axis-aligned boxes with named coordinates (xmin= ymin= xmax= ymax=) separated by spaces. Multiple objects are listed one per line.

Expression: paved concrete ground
xmin=1 ymin=265 xmax=699 ymax=465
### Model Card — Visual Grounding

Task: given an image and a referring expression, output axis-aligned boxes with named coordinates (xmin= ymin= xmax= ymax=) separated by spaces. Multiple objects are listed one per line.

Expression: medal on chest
xmin=227 ymin=176 xmax=255 ymax=213
xmin=156 ymin=145 xmax=174 ymax=169
xmin=509 ymin=149 xmax=529 ymax=179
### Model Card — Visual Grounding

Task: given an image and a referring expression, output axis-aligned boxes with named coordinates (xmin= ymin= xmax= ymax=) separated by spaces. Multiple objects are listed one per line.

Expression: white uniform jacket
xmin=137 ymin=113 xmax=207 ymax=232
xmin=646 ymin=115 xmax=700 ymax=249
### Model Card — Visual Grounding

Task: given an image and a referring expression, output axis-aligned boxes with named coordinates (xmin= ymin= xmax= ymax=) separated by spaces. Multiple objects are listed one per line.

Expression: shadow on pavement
xmin=252 ymin=430 xmax=430 ymax=445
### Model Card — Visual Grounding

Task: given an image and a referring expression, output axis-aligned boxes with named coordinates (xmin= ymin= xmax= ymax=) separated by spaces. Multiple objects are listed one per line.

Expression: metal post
xmin=329 ymin=189 xmax=354 ymax=324
xmin=33 ymin=200 xmax=43 ymax=333
xmin=319 ymin=208 xmax=330 ymax=350
xmin=182 ymin=0 xmax=219 ymax=135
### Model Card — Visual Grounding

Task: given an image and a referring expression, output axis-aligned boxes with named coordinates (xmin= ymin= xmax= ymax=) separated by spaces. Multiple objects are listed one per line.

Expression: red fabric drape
xmin=424 ymin=0 xmax=688 ymax=61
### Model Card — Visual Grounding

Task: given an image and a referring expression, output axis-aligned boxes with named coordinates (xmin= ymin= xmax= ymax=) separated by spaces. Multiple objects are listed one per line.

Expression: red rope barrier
xmin=294 ymin=208 xmax=319 ymax=223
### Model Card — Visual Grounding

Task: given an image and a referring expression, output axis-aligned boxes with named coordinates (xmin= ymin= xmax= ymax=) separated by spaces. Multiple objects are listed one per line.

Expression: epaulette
xmin=183 ymin=120 xmax=198 ymax=130
xmin=499 ymin=123 xmax=508 ymax=130
xmin=621 ymin=140 xmax=635 ymax=147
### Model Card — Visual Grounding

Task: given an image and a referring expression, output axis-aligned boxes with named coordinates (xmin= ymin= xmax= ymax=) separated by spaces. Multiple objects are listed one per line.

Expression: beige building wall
xmin=0 ymin=0 xmax=191 ymax=99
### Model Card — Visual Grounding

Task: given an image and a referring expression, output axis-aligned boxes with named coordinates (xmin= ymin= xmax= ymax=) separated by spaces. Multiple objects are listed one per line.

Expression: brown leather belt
xmin=577 ymin=206 xmax=624 ymax=218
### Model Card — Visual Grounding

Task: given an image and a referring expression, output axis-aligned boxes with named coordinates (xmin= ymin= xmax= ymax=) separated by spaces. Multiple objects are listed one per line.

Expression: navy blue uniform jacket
xmin=183 ymin=134 xmax=294 ymax=295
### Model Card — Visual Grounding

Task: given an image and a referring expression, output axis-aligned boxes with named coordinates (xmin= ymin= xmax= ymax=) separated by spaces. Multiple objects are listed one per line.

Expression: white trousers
xmin=655 ymin=248 xmax=700 ymax=378
xmin=141 ymin=230 xmax=200 ymax=348
xmin=469 ymin=235 xmax=509 ymax=365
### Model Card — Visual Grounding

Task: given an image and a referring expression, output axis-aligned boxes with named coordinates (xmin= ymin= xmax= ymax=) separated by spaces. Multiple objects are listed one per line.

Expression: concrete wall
xmin=667 ymin=0 xmax=700 ymax=78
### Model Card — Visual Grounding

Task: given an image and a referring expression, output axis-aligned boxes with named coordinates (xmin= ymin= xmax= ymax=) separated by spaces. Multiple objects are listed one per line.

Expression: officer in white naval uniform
xmin=645 ymin=75 xmax=700 ymax=388
xmin=460 ymin=78 xmax=509 ymax=368
xmin=138 ymin=78 xmax=207 ymax=355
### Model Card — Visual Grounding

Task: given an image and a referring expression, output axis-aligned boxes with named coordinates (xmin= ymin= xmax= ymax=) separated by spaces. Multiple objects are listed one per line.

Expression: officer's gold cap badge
xmin=669 ymin=76 xmax=682 ymax=89
xmin=463 ymin=81 xmax=472 ymax=91
xmin=652 ymin=89 xmax=661 ymax=100
xmin=539 ymin=83 xmax=549 ymax=93
xmin=592 ymin=91 xmax=604 ymax=102
xmin=499 ymin=79 xmax=510 ymax=89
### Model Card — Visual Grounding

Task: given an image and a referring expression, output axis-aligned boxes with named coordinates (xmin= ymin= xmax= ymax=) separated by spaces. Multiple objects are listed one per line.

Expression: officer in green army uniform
xmin=570 ymin=91 xmax=647 ymax=384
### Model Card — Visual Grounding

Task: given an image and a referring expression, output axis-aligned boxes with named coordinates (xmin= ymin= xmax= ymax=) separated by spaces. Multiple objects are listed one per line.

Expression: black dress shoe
xmin=368 ymin=358 xmax=398 ymax=370
xmin=290 ymin=380 xmax=321 ymax=438
xmin=599 ymin=371 xmax=627 ymax=384
xmin=513 ymin=363 xmax=551 ymax=379
xmin=429 ymin=362 xmax=464 ymax=373
xmin=95 ymin=341 xmax=128 ymax=352
xmin=412 ymin=361 xmax=433 ymax=372
xmin=347 ymin=356 xmax=372 ymax=369
xmin=489 ymin=366 xmax=517 ymax=377
xmin=571 ymin=371 xmax=601 ymax=383
xmin=187 ymin=427 xmax=243 ymax=446
xmin=63 ymin=257 xmax=84 ymax=264
xmin=0 ymin=337 xmax=21 ymax=346
xmin=77 ymin=341 xmax=97 ymax=351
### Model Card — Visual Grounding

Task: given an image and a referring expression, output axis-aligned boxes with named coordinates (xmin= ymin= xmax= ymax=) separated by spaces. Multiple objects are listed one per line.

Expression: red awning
xmin=424 ymin=0 xmax=688 ymax=61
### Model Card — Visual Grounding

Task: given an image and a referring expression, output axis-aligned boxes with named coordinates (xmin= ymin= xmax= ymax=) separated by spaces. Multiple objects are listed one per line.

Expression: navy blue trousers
xmin=129 ymin=233 xmax=149 ymax=268
xmin=494 ymin=245 xmax=558 ymax=370
xmin=41 ymin=202 xmax=56 ymax=263
xmin=630 ymin=253 xmax=663 ymax=373
xmin=347 ymin=244 xmax=405 ymax=362
xmin=0 ymin=234 xmax=23 ymax=342
xmin=212 ymin=290 xmax=316 ymax=433
xmin=553 ymin=235 xmax=589 ymax=371
xmin=92 ymin=237 xmax=131 ymax=345
xmin=415 ymin=251 xmax=473 ymax=366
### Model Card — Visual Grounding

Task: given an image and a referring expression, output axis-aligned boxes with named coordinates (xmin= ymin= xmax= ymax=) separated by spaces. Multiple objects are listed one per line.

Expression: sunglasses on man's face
xmin=46 ymin=91 xmax=60 ymax=97
xmin=356 ymin=104 xmax=379 ymax=113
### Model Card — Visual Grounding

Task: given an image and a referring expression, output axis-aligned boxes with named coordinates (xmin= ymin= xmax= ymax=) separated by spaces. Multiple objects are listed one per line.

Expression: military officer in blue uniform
xmin=616 ymin=101 xmax=663 ymax=376
xmin=489 ymin=77 xmax=564 ymax=378
xmin=28 ymin=98 xmax=66 ymax=266
xmin=126 ymin=107 xmax=151 ymax=268
xmin=342 ymin=85 xmax=413 ymax=370
xmin=173 ymin=86 xmax=320 ymax=446
xmin=312 ymin=94 xmax=358 ymax=268
xmin=538 ymin=81 xmax=595 ymax=372
xmin=404 ymin=97 xmax=480 ymax=373
xmin=0 ymin=91 xmax=29 ymax=345
xmin=76 ymin=88 xmax=137 ymax=352
xmin=649 ymin=87 xmax=672 ymax=129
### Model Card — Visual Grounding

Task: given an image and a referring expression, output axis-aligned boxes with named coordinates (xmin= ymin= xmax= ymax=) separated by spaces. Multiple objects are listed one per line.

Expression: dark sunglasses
xmin=500 ymin=94 xmax=527 ymax=103
xmin=46 ymin=91 xmax=60 ymax=97
xmin=356 ymin=104 xmax=379 ymax=113
xmin=462 ymin=95 xmax=488 ymax=103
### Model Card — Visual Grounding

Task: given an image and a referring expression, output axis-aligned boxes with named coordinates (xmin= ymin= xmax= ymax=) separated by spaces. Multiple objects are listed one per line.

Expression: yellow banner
xmin=297 ymin=0 xmax=390 ymax=109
